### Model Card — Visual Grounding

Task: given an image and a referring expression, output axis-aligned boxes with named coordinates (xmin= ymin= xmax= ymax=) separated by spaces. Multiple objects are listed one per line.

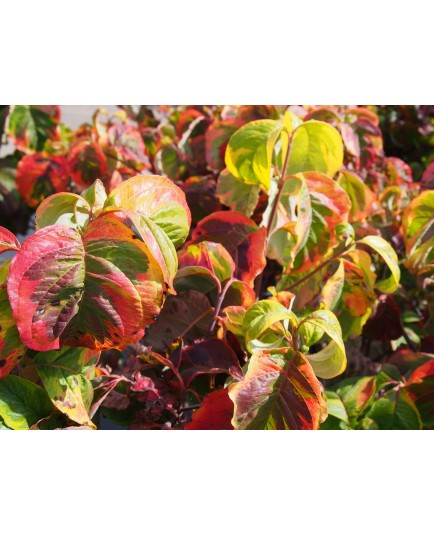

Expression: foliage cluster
xmin=0 ymin=104 xmax=433 ymax=430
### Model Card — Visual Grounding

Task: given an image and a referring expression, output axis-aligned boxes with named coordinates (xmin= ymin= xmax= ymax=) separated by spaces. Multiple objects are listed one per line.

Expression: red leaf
xmin=68 ymin=140 xmax=108 ymax=189
xmin=181 ymin=338 xmax=243 ymax=386
xmin=185 ymin=389 xmax=234 ymax=430
xmin=405 ymin=359 xmax=434 ymax=425
xmin=16 ymin=153 xmax=70 ymax=208
xmin=0 ymin=227 xmax=20 ymax=254
xmin=190 ymin=211 xmax=267 ymax=288
xmin=362 ymin=295 xmax=403 ymax=341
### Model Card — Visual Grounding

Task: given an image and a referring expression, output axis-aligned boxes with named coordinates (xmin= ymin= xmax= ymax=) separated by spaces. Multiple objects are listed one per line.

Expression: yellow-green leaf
xmin=357 ymin=235 xmax=400 ymax=293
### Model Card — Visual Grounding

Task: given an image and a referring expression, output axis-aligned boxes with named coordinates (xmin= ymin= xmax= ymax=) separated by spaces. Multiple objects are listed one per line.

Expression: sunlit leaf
xmin=225 ymin=119 xmax=282 ymax=190
xmin=357 ymin=235 xmax=400 ymax=293
xmin=287 ymin=120 xmax=343 ymax=177
xmin=405 ymin=359 xmax=434 ymax=426
xmin=8 ymin=216 xmax=165 ymax=351
xmin=35 ymin=346 xmax=98 ymax=428
xmin=0 ymin=226 xmax=20 ymax=254
xmin=337 ymin=170 xmax=375 ymax=222
xmin=36 ymin=192 xmax=90 ymax=230
xmin=229 ymin=347 xmax=322 ymax=430
xmin=104 ymin=174 xmax=191 ymax=247
xmin=16 ymin=153 xmax=70 ymax=208
xmin=190 ymin=211 xmax=266 ymax=288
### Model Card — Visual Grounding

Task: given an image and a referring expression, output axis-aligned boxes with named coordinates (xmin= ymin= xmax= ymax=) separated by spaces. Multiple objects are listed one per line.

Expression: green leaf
xmin=320 ymin=260 xmax=345 ymax=310
xmin=325 ymin=391 xmax=349 ymax=423
xmin=81 ymin=179 xmax=107 ymax=217
xmin=287 ymin=120 xmax=343 ymax=177
xmin=337 ymin=171 xmax=375 ymax=223
xmin=225 ymin=119 xmax=282 ymax=190
xmin=243 ymin=300 xmax=295 ymax=353
xmin=357 ymin=235 xmax=400 ymax=293
xmin=35 ymin=346 xmax=98 ymax=428
xmin=35 ymin=192 xmax=90 ymax=231
xmin=229 ymin=347 xmax=322 ymax=430
xmin=0 ymin=375 xmax=53 ymax=430
xmin=299 ymin=309 xmax=346 ymax=379
xmin=8 ymin=105 xmax=60 ymax=152
xmin=402 ymin=190 xmax=434 ymax=276
xmin=365 ymin=390 xmax=422 ymax=430
xmin=216 ymin=169 xmax=261 ymax=217
xmin=104 ymin=174 xmax=191 ymax=247
xmin=337 ymin=376 xmax=376 ymax=423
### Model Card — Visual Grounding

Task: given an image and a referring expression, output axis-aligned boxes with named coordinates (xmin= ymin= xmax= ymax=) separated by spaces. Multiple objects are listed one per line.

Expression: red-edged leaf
xmin=0 ymin=227 xmax=20 ymax=254
xmin=386 ymin=157 xmax=413 ymax=185
xmin=107 ymin=124 xmax=150 ymax=168
xmin=8 ymin=216 xmax=165 ymax=351
xmin=178 ymin=241 xmax=235 ymax=284
xmin=0 ymin=262 xmax=25 ymax=380
xmin=185 ymin=389 xmax=234 ymax=430
xmin=229 ymin=347 xmax=322 ymax=430
xmin=181 ymin=338 xmax=243 ymax=386
xmin=16 ymin=153 xmax=70 ymax=208
xmin=405 ymin=359 xmax=434 ymax=425
xmin=104 ymin=174 xmax=191 ymax=248
xmin=68 ymin=140 xmax=108 ymax=189
xmin=190 ymin=211 xmax=267 ymax=287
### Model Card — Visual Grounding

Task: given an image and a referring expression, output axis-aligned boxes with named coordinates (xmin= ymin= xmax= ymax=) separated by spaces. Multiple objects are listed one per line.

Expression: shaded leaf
xmin=0 ymin=375 xmax=53 ymax=430
xmin=185 ymin=389 xmax=234 ymax=430
xmin=216 ymin=169 xmax=260 ymax=217
xmin=337 ymin=170 xmax=375 ymax=222
xmin=8 ymin=105 xmax=60 ymax=153
xmin=143 ymin=290 xmax=213 ymax=352
xmin=68 ymin=140 xmax=108 ymax=189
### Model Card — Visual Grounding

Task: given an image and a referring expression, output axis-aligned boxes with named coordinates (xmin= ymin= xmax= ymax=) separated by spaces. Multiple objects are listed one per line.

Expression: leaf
xmin=35 ymin=192 xmax=90 ymax=230
xmin=402 ymin=190 xmax=434 ymax=276
xmin=405 ymin=359 xmax=434 ymax=426
xmin=357 ymin=235 xmax=400 ymax=293
xmin=81 ymin=179 xmax=107 ymax=217
xmin=104 ymin=174 xmax=191 ymax=247
xmin=362 ymin=295 xmax=403 ymax=341
xmin=35 ymin=346 xmax=98 ymax=427
xmin=178 ymin=241 xmax=235 ymax=285
xmin=143 ymin=290 xmax=214 ymax=352
xmin=337 ymin=376 xmax=376 ymax=423
xmin=267 ymin=172 xmax=351 ymax=272
xmin=190 ymin=211 xmax=267 ymax=288
xmin=225 ymin=119 xmax=282 ymax=190
xmin=8 ymin=105 xmax=60 ymax=153
xmin=181 ymin=338 xmax=243 ymax=385
xmin=324 ymin=391 xmax=349 ymax=423
xmin=229 ymin=347 xmax=322 ymax=430
xmin=365 ymin=390 xmax=422 ymax=430
xmin=16 ymin=153 xmax=70 ymax=208
xmin=320 ymin=260 xmax=345 ymax=310
xmin=242 ymin=299 xmax=294 ymax=353
xmin=8 ymin=216 xmax=165 ymax=351
xmin=67 ymin=140 xmax=108 ymax=189
xmin=0 ymin=261 xmax=25 ymax=379
xmin=216 ymin=169 xmax=261 ymax=217
xmin=0 ymin=226 xmax=20 ymax=254
xmin=287 ymin=120 xmax=343 ymax=177
xmin=299 ymin=309 xmax=347 ymax=379
xmin=185 ymin=389 xmax=234 ymax=430
xmin=337 ymin=171 xmax=375 ymax=222
xmin=0 ymin=375 xmax=53 ymax=430
xmin=205 ymin=119 xmax=243 ymax=171
xmin=107 ymin=124 xmax=150 ymax=167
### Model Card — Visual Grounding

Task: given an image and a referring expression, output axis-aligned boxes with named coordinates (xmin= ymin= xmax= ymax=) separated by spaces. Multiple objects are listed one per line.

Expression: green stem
xmin=255 ymin=130 xmax=294 ymax=298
